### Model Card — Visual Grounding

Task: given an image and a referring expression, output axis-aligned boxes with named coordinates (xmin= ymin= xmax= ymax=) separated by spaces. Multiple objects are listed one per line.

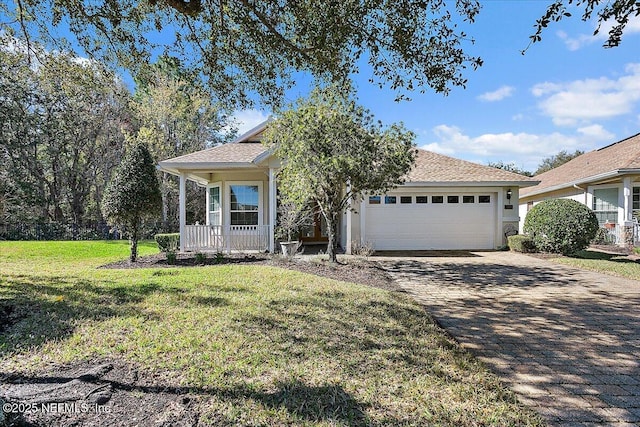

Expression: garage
xmin=363 ymin=192 xmax=496 ymax=250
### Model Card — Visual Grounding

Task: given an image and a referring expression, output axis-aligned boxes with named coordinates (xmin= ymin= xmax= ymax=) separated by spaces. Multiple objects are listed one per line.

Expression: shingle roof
xmin=520 ymin=132 xmax=640 ymax=198
xmin=406 ymin=149 xmax=537 ymax=184
xmin=159 ymin=142 xmax=268 ymax=166
xmin=158 ymin=142 xmax=536 ymax=185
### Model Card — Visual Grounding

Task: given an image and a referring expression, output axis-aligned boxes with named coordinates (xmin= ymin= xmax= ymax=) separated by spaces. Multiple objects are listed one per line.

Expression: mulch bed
xmin=100 ymin=252 xmax=401 ymax=292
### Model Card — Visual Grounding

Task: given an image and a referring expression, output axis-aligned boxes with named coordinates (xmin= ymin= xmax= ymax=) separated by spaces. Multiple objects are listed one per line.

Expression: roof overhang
xmin=521 ymin=169 xmax=640 ymax=199
xmin=157 ymin=161 xmax=266 ymax=186
xmin=231 ymin=117 xmax=274 ymax=143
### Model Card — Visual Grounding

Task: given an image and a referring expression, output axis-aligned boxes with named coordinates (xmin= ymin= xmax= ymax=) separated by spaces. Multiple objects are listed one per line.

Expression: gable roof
xmin=158 ymin=142 xmax=268 ymax=175
xmin=158 ymin=118 xmax=538 ymax=187
xmin=405 ymin=149 xmax=538 ymax=186
xmin=520 ymin=132 xmax=640 ymax=198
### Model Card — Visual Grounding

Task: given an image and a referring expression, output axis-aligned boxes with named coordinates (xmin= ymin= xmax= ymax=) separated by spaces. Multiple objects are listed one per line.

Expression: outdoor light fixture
xmin=506 ymin=189 xmax=512 ymax=200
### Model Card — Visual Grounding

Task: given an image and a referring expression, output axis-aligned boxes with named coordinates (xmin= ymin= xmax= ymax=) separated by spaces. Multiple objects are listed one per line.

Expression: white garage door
xmin=364 ymin=193 xmax=496 ymax=250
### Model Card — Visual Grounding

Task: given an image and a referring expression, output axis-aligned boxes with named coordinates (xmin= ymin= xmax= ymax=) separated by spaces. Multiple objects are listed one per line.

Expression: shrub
xmin=155 ymin=233 xmax=180 ymax=253
xmin=166 ymin=251 xmax=177 ymax=264
xmin=507 ymin=235 xmax=536 ymax=253
xmin=523 ymin=199 xmax=599 ymax=255
xmin=195 ymin=252 xmax=207 ymax=264
xmin=591 ymin=227 xmax=614 ymax=245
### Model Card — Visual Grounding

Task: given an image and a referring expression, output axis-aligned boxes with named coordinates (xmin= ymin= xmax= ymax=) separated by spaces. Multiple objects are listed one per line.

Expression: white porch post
xmin=623 ymin=177 xmax=633 ymax=223
xmin=268 ymin=168 xmax=277 ymax=253
xmin=179 ymin=173 xmax=186 ymax=252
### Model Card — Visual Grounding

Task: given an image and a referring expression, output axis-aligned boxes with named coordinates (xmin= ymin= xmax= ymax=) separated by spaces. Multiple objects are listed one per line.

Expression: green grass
xmin=0 ymin=241 xmax=543 ymax=426
xmin=553 ymin=249 xmax=640 ymax=280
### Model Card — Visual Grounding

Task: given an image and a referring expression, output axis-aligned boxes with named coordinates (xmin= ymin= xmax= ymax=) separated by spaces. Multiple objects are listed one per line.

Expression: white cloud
xmin=577 ymin=124 xmax=615 ymax=140
xmin=421 ymin=125 xmax=614 ymax=171
xmin=512 ymin=113 xmax=524 ymax=121
xmin=557 ymin=16 xmax=640 ymax=50
xmin=531 ymin=64 xmax=640 ymax=126
xmin=477 ymin=85 xmax=515 ymax=102
xmin=232 ymin=109 xmax=270 ymax=135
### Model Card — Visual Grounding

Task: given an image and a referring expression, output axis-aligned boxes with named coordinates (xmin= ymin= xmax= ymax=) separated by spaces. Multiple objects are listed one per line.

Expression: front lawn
xmin=552 ymin=249 xmax=640 ymax=280
xmin=0 ymin=241 xmax=543 ymax=426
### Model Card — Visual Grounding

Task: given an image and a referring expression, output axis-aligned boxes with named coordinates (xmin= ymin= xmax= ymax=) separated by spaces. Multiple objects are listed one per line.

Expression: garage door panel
xmin=364 ymin=193 xmax=495 ymax=250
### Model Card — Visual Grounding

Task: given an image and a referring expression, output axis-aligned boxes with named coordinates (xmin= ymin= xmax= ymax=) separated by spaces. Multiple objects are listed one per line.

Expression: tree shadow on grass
xmin=571 ymin=249 xmax=640 ymax=263
xmin=2 ymin=368 xmax=373 ymax=426
xmin=0 ymin=274 xmax=228 ymax=359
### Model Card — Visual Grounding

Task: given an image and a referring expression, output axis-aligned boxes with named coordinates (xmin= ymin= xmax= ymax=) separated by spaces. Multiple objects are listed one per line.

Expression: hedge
xmin=507 ymin=235 xmax=537 ymax=253
xmin=155 ymin=233 xmax=180 ymax=253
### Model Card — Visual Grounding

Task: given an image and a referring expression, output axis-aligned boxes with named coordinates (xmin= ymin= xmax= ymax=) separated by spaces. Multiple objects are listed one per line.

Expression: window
xmin=463 ymin=195 xmax=475 ymax=204
xmin=593 ymin=188 xmax=618 ymax=224
xmin=634 ymin=187 xmax=640 ymax=210
xmin=209 ymin=186 xmax=221 ymax=225
xmin=479 ymin=195 xmax=491 ymax=203
xmin=432 ymin=196 xmax=444 ymax=204
xmin=447 ymin=195 xmax=459 ymax=204
xmin=385 ymin=196 xmax=397 ymax=204
xmin=369 ymin=195 xmax=381 ymax=205
xmin=400 ymin=196 xmax=412 ymax=204
xmin=230 ymin=185 xmax=259 ymax=225
xmin=416 ymin=196 xmax=428 ymax=204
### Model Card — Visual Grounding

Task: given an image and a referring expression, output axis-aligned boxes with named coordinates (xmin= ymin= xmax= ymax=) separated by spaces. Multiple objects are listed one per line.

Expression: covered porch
xmin=157 ymin=123 xmax=280 ymax=253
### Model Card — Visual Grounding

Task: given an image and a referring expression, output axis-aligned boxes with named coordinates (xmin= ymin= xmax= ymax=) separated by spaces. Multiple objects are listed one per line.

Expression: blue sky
xmin=236 ymin=1 xmax=640 ymax=174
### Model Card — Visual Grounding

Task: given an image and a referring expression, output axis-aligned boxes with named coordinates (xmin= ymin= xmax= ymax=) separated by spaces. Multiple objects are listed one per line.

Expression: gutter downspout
xmin=573 ymin=184 xmax=587 ymax=206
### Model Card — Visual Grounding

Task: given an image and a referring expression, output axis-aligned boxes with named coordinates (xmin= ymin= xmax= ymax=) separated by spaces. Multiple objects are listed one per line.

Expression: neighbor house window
xmin=385 ymin=196 xmax=397 ymax=204
xmin=400 ymin=196 xmax=412 ymax=204
xmin=230 ymin=185 xmax=259 ymax=225
xmin=416 ymin=196 xmax=428 ymax=204
xmin=447 ymin=195 xmax=459 ymax=204
xmin=432 ymin=196 xmax=444 ymax=204
xmin=209 ymin=186 xmax=221 ymax=225
xmin=369 ymin=196 xmax=381 ymax=205
xmin=463 ymin=195 xmax=475 ymax=204
xmin=593 ymin=188 xmax=618 ymax=224
xmin=634 ymin=187 xmax=640 ymax=210
xmin=479 ymin=195 xmax=491 ymax=203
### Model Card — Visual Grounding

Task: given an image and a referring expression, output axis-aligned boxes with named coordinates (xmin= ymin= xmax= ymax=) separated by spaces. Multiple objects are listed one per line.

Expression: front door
xmin=300 ymin=213 xmax=328 ymax=243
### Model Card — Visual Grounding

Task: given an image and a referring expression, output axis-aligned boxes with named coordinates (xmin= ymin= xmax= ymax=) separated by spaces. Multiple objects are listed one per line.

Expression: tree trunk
xmin=130 ymin=225 xmax=138 ymax=262
xmin=325 ymin=214 xmax=338 ymax=263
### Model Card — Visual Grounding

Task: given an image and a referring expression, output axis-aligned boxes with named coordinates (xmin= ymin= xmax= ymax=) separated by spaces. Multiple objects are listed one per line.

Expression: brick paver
xmin=379 ymin=251 xmax=640 ymax=426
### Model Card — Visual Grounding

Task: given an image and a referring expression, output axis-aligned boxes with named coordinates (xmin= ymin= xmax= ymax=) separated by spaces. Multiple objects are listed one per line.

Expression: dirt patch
xmin=100 ymin=253 xmax=401 ymax=292
xmin=0 ymin=359 xmax=199 ymax=427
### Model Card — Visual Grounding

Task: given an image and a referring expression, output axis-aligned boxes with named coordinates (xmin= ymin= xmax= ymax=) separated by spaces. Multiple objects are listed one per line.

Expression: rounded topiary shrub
xmin=523 ymin=199 xmax=599 ymax=255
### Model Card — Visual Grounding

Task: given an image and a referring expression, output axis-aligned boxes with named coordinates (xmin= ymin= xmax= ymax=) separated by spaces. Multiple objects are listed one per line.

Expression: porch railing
xmin=184 ymin=224 xmax=270 ymax=252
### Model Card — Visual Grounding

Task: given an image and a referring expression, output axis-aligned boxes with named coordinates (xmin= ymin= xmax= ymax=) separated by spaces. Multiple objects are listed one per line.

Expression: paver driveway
xmin=378 ymin=251 xmax=640 ymax=426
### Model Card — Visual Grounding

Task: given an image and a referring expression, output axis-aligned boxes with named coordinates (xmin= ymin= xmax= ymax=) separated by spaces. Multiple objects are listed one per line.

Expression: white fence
xmin=184 ymin=225 xmax=270 ymax=252
xmin=599 ymin=223 xmax=640 ymax=246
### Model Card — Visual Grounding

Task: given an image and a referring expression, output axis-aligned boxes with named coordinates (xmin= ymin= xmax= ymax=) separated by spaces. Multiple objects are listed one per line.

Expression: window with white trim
xmin=230 ymin=185 xmax=259 ymax=225
xmin=209 ymin=186 xmax=221 ymax=225
xmin=593 ymin=188 xmax=618 ymax=224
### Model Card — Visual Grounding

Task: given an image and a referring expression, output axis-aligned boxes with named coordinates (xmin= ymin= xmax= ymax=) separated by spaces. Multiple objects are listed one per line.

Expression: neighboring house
xmin=519 ymin=132 xmax=640 ymax=246
xmin=158 ymin=120 xmax=538 ymax=253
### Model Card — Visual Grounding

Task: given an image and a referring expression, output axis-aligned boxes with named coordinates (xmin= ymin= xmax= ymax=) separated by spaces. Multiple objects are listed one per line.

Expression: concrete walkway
xmin=378 ymin=251 xmax=640 ymax=426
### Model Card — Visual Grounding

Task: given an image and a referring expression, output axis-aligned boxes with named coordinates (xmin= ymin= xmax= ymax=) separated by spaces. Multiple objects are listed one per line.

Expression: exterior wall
xmin=519 ymin=176 xmax=640 ymax=234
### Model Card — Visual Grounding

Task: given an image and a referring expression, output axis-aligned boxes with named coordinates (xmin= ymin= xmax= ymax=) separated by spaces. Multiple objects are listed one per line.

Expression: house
xmin=519 ymin=132 xmax=640 ymax=246
xmin=158 ymin=120 xmax=538 ymax=253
